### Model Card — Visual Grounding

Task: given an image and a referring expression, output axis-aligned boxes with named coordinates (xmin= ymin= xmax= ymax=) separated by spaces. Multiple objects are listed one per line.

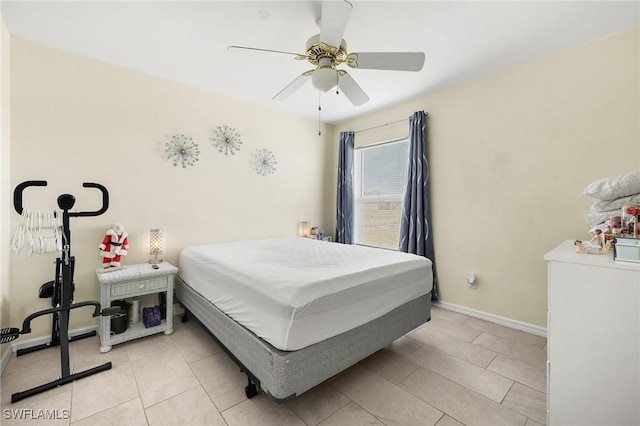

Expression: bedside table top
xmin=96 ymin=262 xmax=178 ymax=284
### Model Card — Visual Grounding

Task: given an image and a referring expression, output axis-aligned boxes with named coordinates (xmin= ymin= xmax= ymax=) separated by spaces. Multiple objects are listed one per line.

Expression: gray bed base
xmin=175 ymin=276 xmax=431 ymax=402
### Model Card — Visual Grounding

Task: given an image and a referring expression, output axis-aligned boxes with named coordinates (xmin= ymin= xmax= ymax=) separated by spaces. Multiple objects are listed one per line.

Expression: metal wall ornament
xmin=250 ymin=148 xmax=278 ymax=176
xmin=210 ymin=125 xmax=242 ymax=156
xmin=165 ymin=134 xmax=200 ymax=168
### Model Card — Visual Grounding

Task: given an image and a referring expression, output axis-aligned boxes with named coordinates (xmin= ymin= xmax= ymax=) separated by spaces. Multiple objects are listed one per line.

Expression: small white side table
xmin=96 ymin=262 xmax=178 ymax=353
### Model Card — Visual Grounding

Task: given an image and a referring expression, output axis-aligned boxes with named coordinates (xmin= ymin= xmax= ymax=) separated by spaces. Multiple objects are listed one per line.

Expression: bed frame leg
xmin=245 ymin=376 xmax=258 ymax=399
xmin=181 ymin=310 xmax=190 ymax=323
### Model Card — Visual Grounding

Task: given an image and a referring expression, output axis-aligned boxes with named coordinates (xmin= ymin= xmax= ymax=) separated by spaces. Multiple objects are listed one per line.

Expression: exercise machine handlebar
xmin=13 ymin=180 xmax=109 ymax=216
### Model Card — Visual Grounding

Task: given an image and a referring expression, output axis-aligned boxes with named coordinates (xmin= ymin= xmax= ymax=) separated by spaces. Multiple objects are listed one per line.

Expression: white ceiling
xmin=1 ymin=1 xmax=638 ymax=124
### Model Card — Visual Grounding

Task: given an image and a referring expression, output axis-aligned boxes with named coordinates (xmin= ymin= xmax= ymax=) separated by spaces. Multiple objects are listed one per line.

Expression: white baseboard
xmin=0 ymin=346 xmax=12 ymax=376
xmin=433 ymin=300 xmax=547 ymax=338
xmin=9 ymin=325 xmax=98 ymax=353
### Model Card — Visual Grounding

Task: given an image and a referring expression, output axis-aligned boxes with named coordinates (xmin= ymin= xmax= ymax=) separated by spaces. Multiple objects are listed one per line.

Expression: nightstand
xmin=96 ymin=262 xmax=178 ymax=353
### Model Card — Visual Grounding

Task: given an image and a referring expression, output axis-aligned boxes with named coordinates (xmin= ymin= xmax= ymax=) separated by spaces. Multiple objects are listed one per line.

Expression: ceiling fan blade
xmin=228 ymin=45 xmax=305 ymax=58
xmin=347 ymin=52 xmax=425 ymax=72
xmin=273 ymin=72 xmax=312 ymax=100
xmin=338 ymin=72 xmax=369 ymax=106
xmin=319 ymin=1 xmax=353 ymax=48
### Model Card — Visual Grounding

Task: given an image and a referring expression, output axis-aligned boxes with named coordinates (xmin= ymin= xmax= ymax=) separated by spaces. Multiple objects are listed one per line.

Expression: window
xmin=354 ymin=138 xmax=409 ymax=250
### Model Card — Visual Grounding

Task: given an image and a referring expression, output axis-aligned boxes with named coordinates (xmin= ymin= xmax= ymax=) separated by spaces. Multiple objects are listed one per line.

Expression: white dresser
xmin=545 ymin=240 xmax=639 ymax=425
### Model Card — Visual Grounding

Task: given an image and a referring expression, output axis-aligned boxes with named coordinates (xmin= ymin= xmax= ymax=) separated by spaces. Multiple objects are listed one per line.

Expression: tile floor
xmin=1 ymin=306 xmax=547 ymax=425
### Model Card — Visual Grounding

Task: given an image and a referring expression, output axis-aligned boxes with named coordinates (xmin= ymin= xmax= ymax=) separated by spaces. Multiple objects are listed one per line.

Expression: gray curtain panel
xmin=336 ymin=131 xmax=355 ymax=244
xmin=399 ymin=111 xmax=438 ymax=301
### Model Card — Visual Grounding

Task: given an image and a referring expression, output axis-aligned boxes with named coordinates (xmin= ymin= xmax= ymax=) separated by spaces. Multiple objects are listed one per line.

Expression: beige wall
xmin=332 ymin=28 xmax=640 ymax=327
xmin=8 ymin=38 xmax=332 ymax=337
xmin=1 ymin=18 xmax=11 ymax=358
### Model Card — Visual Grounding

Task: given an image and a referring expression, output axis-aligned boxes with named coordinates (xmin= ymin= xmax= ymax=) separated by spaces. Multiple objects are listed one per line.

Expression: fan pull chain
xmin=336 ymin=71 xmax=340 ymax=95
xmin=318 ymin=91 xmax=322 ymax=136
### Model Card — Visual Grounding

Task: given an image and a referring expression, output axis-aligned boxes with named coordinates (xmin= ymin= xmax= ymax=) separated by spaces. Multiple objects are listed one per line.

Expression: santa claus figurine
xmin=99 ymin=223 xmax=129 ymax=268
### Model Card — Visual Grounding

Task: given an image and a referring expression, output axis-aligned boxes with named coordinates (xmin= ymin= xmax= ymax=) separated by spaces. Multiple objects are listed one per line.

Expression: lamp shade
xmin=149 ymin=228 xmax=164 ymax=256
xmin=299 ymin=221 xmax=311 ymax=238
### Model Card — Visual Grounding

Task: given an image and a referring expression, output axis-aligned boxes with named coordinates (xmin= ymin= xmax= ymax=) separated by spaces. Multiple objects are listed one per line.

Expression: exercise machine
xmin=0 ymin=180 xmax=120 ymax=403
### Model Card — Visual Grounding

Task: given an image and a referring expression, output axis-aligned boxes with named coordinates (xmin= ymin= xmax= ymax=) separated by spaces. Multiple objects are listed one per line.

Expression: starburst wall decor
xmin=210 ymin=125 xmax=242 ymax=156
xmin=165 ymin=134 xmax=200 ymax=168
xmin=250 ymin=148 xmax=278 ymax=176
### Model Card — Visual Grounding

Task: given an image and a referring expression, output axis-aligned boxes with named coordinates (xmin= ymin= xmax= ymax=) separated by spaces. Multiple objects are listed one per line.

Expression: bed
xmin=176 ymin=237 xmax=432 ymax=402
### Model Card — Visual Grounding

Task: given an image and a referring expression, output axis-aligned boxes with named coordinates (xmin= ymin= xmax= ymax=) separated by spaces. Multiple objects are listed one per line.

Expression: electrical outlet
xmin=467 ymin=273 xmax=477 ymax=289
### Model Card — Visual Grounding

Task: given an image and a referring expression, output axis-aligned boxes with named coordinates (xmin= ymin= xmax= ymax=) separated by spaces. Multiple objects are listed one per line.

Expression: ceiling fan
xmin=228 ymin=1 xmax=425 ymax=107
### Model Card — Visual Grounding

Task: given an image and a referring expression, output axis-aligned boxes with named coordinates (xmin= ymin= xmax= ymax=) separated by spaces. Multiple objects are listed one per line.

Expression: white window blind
xmin=354 ymin=138 xmax=409 ymax=250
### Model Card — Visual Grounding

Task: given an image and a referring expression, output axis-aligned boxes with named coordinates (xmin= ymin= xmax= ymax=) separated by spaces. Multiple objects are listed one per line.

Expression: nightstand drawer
xmin=110 ymin=276 xmax=169 ymax=298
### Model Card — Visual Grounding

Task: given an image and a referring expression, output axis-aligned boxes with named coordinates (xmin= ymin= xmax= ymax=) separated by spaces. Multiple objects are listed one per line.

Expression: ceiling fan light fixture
xmin=312 ymin=67 xmax=338 ymax=92
xmin=311 ymin=57 xmax=338 ymax=92
xmin=232 ymin=1 xmax=423 ymax=108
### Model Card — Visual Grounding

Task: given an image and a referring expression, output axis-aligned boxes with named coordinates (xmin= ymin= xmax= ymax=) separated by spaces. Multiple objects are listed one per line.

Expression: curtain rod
xmin=354 ymin=117 xmax=407 ymax=134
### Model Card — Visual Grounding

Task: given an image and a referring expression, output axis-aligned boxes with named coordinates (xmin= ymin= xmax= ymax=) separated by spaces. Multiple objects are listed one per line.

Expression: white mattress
xmin=178 ymin=237 xmax=432 ymax=351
